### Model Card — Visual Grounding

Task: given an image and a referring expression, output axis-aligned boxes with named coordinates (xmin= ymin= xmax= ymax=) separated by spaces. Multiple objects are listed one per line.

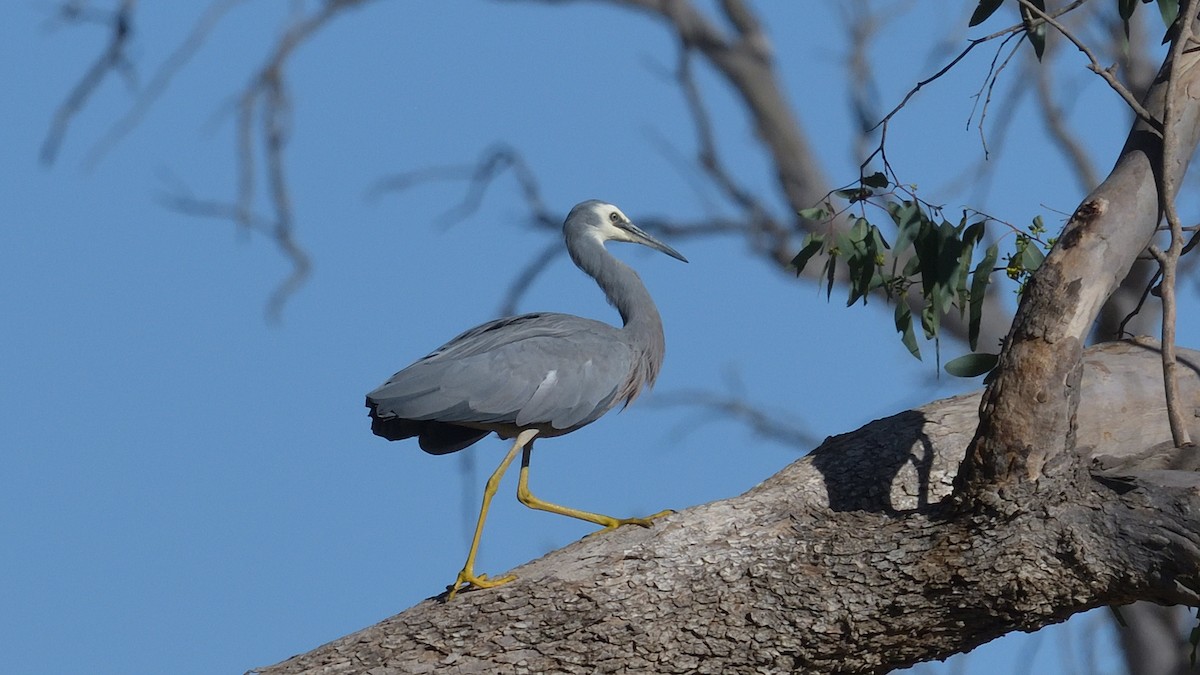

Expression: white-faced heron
xmin=366 ymin=200 xmax=687 ymax=597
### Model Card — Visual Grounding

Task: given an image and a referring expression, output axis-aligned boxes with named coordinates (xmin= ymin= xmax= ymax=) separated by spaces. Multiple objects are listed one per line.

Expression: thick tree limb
xmin=252 ymin=341 xmax=1200 ymax=675
xmin=960 ymin=10 xmax=1200 ymax=493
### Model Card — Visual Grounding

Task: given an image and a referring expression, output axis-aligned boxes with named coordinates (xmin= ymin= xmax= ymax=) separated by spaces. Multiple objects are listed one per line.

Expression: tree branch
xmin=251 ymin=342 xmax=1200 ymax=675
xmin=959 ymin=9 xmax=1200 ymax=495
xmin=41 ymin=0 xmax=136 ymax=165
xmin=84 ymin=0 xmax=248 ymax=168
xmin=1150 ymin=0 xmax=1198 ymax=448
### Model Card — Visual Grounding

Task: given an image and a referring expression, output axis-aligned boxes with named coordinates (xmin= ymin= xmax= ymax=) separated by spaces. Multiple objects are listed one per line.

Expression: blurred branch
xmin=41 ymin=0 xmax=137 ymax=164
xmin=45 ymin=0 xmax=373 ymax=321
xmin=512 ymin=0 xmax=829 ymax=251
xmin=1034 ymin=50 xmax=1100 ymax=194
xmin=85 ymin=0 xmax=248 ymax=168
xmin=837 ymin=0 xmax=900 ymax=163
xmin=652 ymin=388 xmax=816 ymax=451
xmin=370 ymin=143 xmax=556 ymax=230
xmin=1016 ymin=0 xmax=1159 ymax=131
xmin=187 ymin=0 xmax=372 ymax=321
xmin=372 ymin=143 xmax=752 ymax=315
xmin=674 ymin=46 xmax=774 ymax=231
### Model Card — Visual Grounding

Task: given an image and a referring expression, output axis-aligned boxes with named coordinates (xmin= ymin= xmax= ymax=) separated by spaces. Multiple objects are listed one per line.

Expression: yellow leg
xmin=515 ymin=442 xmax=673 ymax=530
xmin=447 ymin=428 xmax=538 ymax=599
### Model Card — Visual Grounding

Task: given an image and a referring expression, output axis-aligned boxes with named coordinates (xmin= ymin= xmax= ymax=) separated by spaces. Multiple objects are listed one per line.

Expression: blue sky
xmin=0 ymin=2 xmax=1167 ymax=673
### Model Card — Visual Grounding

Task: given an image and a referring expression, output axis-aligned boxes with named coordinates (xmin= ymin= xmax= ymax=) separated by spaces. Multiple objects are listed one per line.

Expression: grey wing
xmin=367 ymin=314 xmax=635 ymax=433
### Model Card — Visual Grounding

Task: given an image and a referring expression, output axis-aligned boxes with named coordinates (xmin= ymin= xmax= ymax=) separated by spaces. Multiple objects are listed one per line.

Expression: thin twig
xmin=1016 ymin=0 xmax=1160 ymax=133
xmin=1034 ymin=43 xmax=1100 ymax=193
xmin=190 ymin=0 xmax=371 ymax=320
xmin=653 ymin=388 xmax=816 ymax=451
xmin=1115 ymin=264 xmax=1164 ymax=339
xmin=85 ymin=0 xmax=248 ymax=168
xmin=1151 ymin=0 xmax=1197 ymax=447
xmin=972 ymin=32 xmax=1025 ymax=160
xmin=370 ymin=144 xmax=555 ymax=230
xmin=41 ymin=0 xmax=137 ymax=164
xmin=675 ymin=46 xmax=775 ymax=229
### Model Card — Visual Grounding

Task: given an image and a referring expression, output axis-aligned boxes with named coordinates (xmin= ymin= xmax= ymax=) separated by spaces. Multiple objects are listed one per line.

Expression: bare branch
xmin=1150 ymin=0 xmax=1197 ymax=447
xmin=84 ymin=0 xmax=247 ymax=168
xmin=652 ymin=388 xmax=816 ymax=450
xmin=370 ymin=144 xmax=555 ymax=230
xmin=674 ymin=47 xmax=771 ymax=224
xmin=837 ymin=0 xmax=897 ymax=162
xmin=1116 ymin=264 xmax=1164 ymax=339
xmin=1016 ymin=0 xmax=1160 ymax=131
xmin=41 ymin=0 xmax=137 ymax=165
xmin=212 ymin=0 xmax=373 ymax=319
xmin=970 ymin=31 xmax=1025 ymax=160
xmin=496 ymin=240 xmax=563 ymax=317
xmin=1034 ymin=47 xmax=1100 ymax=193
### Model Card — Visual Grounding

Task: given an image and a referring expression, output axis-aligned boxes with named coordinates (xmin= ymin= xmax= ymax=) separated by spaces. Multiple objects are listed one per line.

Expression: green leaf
xmin=846 ymin=255 xmax=864 ymax=306
xmin=823 ymin=254 xmax=837 ymax=301
xmin=891 ymin=203 xmax=923 ymax=256
xmin=855 ymin=250 xmax=876 ymax=307
xmin=869 ymin=224 xmax=890 ymax=252
xmin=833 ymin=187 xmax=868 ymax=202
xmin=916 ymin=220 xmax=941 ymax=299
xmin=1158 ymin=0 xmax=1180 ymax=29
xmin=1020 ymin=242 xmax=1045 ymax=271
xmin=955 ymin=244 xmax=976 ymax=317
xmin=920 ymin=301 xmax=941 ymax=340
xmin=963 ymin=220 xmax=986 ymax=246
xmin=1021 ymin=0 xmax=1047 ymax=61
xmin=798 ymin=206 xmax=828 ymax=221
xmin=935 ymin=220 xmax=965 ymax=307
xmin=969 ymin=243 xmax=999 ymax=351
xmin=969 ymin=0 xmax=1005 ymax=26
xmin=862 ymin=171 xmax=889 ymax=188
xmin=895 ymin=301 xmax=920 ymax=359
xmin=1119 ymin=0 xmax=1138 ymax=21
xmin=848 ymin=217 xmax=869 ymax=243
xmin=791 ymin=233 xmax=825 ymax=274
xmin=944 ymin=352 xmax=999 ymax=378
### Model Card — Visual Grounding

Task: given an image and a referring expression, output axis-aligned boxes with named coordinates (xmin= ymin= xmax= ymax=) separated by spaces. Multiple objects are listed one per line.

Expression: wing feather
xmin=367 ymin=313 xmax=634 ymax=434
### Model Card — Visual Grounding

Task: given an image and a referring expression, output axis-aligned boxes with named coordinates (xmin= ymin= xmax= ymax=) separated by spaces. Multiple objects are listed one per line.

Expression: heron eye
xmin=609 ymin=212 xmax=620 ymax=223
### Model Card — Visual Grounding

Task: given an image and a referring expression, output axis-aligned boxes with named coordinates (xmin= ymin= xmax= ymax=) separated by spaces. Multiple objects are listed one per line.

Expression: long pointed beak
xmin=621 ymin=221 xmax=688 ymax=263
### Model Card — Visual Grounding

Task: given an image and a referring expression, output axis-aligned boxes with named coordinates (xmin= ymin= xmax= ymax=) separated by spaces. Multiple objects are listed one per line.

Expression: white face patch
xmin=582 ymin=202 xmax=633 ymax=242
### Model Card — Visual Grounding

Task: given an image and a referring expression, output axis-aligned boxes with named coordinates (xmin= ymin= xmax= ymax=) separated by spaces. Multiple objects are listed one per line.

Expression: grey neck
xmin=566 ymin=234 xmax=667 ymax=384
xmin=568 ymin=235 xmax=663 ymax=331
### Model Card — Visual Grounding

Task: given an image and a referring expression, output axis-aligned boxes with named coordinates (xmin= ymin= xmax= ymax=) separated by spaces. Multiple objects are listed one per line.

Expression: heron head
xmin=565 ymin=200 xmax=688 ymax=263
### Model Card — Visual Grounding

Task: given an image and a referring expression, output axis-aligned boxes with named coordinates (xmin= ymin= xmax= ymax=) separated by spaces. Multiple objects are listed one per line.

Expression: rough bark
xmin=959 ymin=10 xmax=1200 ymax=495
xmin=252 ymin=341 xmax=1200 ymax=675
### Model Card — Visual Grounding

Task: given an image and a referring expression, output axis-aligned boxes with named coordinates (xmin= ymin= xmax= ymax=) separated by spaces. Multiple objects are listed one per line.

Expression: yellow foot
xmin=588 ymin=508 xmax=675 ymax=534
xmin=446 ymin=569 xmax=516 ymax=599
